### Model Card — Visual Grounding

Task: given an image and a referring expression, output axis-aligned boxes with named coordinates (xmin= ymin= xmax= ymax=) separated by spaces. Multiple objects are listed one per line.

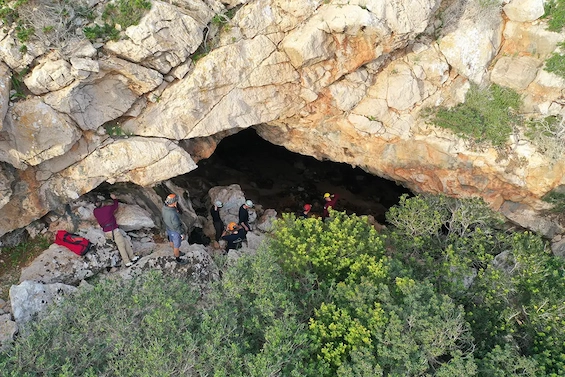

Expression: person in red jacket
xmin=322 ymin=192 xmax=339 ymax=220
xmin=94 ymin=194 xmax=139 ymax=267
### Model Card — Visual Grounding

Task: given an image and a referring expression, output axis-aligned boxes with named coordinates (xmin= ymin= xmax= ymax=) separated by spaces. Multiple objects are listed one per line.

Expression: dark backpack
xmin=54 ymin=230 xmax=93 ymax=256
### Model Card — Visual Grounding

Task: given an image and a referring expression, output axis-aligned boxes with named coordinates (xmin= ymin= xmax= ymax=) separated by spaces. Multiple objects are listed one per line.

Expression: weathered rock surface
xmin=0 ymin=0 xmax=564 ymax=240
xmin=24 ymin=58 xmax=74 ymax=95
xmin=105 ymin=0 xmax=215 ymax=74
xmin=0 ymin=98 xmax=81 ymax=169
xmin=9 ymin=280 xmax=77 ymax=325
xmin=19 ymin=243 xmax=119 ymax=285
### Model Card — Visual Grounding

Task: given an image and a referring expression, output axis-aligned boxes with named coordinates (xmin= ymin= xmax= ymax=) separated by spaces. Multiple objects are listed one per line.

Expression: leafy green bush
xmin=426 ymin=84 xmax=522 ymax=147
xmin=544 ymin=44 xmax=565 ymax=79
xmin=102 ymin=0 xmax=151 ymax=29
xmin=4 ymin=197 xmax=565 ymax=377
xmin=544 ymin=0 xmax=565 ymax=32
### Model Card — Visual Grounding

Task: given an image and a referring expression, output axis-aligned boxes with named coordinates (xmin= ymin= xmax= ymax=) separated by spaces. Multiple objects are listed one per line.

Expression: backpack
xmin=54 ymin=230 xmax=93 ymax=256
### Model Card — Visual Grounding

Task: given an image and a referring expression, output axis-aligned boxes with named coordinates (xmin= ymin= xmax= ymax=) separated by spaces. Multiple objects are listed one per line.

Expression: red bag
xmin=54 ymin=230 xmax=93 ymax=256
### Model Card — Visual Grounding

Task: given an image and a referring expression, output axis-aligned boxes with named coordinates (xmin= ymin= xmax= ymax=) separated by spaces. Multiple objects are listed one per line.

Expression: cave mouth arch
xmin=173 ymin=128 xmax=413 ymax=224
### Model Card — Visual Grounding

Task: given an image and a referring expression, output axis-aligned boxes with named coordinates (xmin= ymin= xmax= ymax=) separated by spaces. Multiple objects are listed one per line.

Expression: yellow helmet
xmin=324 ymin=193 xmax=331 ymax=198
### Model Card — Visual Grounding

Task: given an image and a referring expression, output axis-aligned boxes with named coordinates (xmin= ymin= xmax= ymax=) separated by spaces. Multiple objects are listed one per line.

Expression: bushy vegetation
xmin=425 ymin=84 xmax=522 ymax=148
xmin=544 ymin=0 xmax=565 ymax=32
xmin=2 ymin=196 xmax=565 ymax=376
xmin=543 ymin=1 xmax=565 ymax=79
xmin=526 ymin=115 xmax=565 ymax=162
xmin=84 ymin=0 xmax=151 ymax=42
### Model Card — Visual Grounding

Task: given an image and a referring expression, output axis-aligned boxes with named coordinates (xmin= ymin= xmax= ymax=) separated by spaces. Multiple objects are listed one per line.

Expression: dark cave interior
xmin=173 ymin=128 xmax=413 ymax=224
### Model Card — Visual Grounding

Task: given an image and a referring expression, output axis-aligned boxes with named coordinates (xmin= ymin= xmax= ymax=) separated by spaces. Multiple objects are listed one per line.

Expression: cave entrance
xmin=173 ymin=128 xmax=412 ymax=224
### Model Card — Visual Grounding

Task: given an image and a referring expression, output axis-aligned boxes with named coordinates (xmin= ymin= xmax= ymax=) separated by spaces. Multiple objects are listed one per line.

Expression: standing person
xmin=298 ymin=203 xmax=312 ymax=219
xmin=239 ymin=199 xmax=254 ymax=232
xmin=94 ymin=194 xmax=139 ymax=267
xmin=161 ymin=193 xmax=188 ymax=265
xmin=322 ymin=192 xmax=339 ymax=220
xmin=210 ymin=200 xmax=224 ymax=245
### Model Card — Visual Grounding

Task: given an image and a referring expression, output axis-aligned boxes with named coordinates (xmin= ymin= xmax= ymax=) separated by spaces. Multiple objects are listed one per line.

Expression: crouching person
xmin=221 ymin=222 xmax=247 ymax=253
xmin=94 ymin=193 xmax=139 ymax=267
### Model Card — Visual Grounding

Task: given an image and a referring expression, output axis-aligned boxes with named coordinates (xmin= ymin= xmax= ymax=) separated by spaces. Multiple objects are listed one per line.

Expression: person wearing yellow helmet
xmin=322 ymin=192 xmax=339 ymax=220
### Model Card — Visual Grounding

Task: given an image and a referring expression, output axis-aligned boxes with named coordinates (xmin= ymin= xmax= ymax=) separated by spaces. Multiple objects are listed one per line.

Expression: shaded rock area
xmin=173 ymin=128 xmax=412 ymax=224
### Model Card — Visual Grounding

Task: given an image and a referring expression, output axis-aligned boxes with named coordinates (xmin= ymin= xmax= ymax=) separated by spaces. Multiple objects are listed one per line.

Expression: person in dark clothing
xmin=322 ymin=192 xmax=339 ymax=220
xmin=221 ymin=222 xmax=247 ymax=252
xmin=161 ymin=193 xmax=188 ymax=265
xmin=94 ymin=193 xmax=139 ymax=267
xmin=239 ymin=199 xmax=254 ymax=231
xmin=297 ymin=203 xmax=312 ymax=219
xmin=210 ymin=200 xmax=224 ymax=242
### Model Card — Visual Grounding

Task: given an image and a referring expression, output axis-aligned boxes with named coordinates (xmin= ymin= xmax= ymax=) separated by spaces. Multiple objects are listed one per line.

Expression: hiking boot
xmin=176 ymin=257 xmax=188 ymax=265
xmin=132 ymin=256 xmax=140 ymax=263
xmin=125 ymin=262 xmax=133 ymax=267
xmin=179 ymin=251 xmax=186 ymax=257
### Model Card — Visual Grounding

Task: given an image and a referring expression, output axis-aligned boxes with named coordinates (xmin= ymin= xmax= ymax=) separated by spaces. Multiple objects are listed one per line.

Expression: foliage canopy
xmin=2 ymin=196 xmax=565 ymax=376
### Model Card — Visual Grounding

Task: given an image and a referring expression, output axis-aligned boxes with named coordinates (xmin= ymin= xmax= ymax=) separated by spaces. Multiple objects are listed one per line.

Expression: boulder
xmin=115 ymin=204 xmax=156 ymax=231
xmin=503 ymin=0 xmax=544 ymax=22
xmin=208 ymin=184 xmax=257 ymax=226
xmin=255 ymin=208 xmax=277 ymax=232
xmin=0 ymin=29 xmax=46 ymax=71
xmin=98 ymin=56 xmax=163 ymax=95
xmin=9 ymin=280 xmax=78 ymax=326
xmin=439 ymin=2 xmax=504 ymax=83
xmin=19 ymin=243 xmax=120 ymax=285
xmin=119 ymin=242 xmax=219 ymax=288
xmin=0 ymin=313 xmax=17 ymax=351
xmin=24 ymin=58 xmax=74 ymax=95
xmin=0 ymin=98 xmax=82 ymax=169
xmin=43 ymin=75 xmax=139 ymax=131
xmin=490 ymin=56 xmax=541 ymax=90
xmin=105 ymin=0 xmax=215 ymax=73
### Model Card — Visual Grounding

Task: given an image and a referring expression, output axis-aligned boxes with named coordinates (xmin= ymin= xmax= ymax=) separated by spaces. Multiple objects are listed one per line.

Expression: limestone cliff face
xmin=0 ymin=0 xmax=564 ymax=238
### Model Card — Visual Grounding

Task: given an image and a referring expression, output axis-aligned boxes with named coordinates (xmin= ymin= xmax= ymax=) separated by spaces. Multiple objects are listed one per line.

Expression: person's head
xmin=324 ymin=193 xmax=331 ymax=201
xmin=245 ymin=199 xmax=254 ymax=208
xmin=227 ymin=222 xmax=238 ymax=231
xmin=95 ymin=198 xmax=113 ymax=208
xmin=165 ymin=193 xmax=178 ymax=206
xmin=303 ymin=203 xmax=312 ymax=212
xmin=214 ymin=200 xmax=223 ymax=208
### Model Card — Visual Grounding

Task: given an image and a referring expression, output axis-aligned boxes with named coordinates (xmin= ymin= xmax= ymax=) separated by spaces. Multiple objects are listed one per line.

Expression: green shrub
xmin=10 ymin=67 xmax=28 ymax=101
xmin=83 ymin=23 xmax=120 ymax=41
xmin=426 ymin=84 xmax=522 ymax=147
xmin=544 ymin=0 xmax=565 ymax=32
xmin=544 ymin=44 xmax=565 ymax=79
xmin=102 ymin=0 xmax=151 ymax=29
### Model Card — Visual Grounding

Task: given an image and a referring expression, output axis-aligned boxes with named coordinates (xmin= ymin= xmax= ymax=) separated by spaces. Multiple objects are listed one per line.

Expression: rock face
xmin=9 ymin=280 xmax=77 ymax=326
xmin=0 ymin=0 xmax=564 ymax=239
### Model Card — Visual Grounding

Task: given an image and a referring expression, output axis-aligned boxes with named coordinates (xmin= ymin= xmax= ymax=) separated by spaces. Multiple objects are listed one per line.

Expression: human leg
xmin=107 ymin=230 xmax=131 ymax=264
xmin=167 ymin=230 xmax=187 ymax=264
